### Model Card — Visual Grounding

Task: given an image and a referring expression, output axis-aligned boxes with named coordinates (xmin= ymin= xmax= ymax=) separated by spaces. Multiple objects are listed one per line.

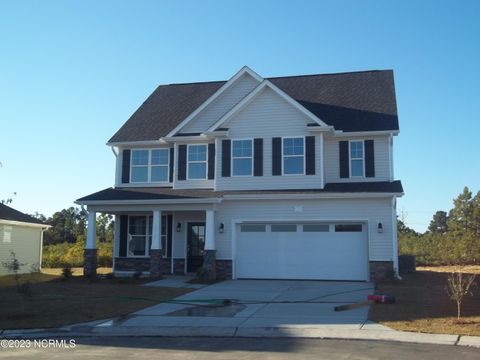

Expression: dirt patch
xmin=370 ymin=268 xmax=480 ymax=336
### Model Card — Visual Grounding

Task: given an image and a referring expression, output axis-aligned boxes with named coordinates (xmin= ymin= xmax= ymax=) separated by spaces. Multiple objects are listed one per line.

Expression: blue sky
xmin=1 ymin=0 xmax=479 ymax=232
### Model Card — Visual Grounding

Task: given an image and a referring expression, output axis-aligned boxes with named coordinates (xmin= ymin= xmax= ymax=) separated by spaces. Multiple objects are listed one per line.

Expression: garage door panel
xmin=236 ymin=223 xmax=368 ymax=281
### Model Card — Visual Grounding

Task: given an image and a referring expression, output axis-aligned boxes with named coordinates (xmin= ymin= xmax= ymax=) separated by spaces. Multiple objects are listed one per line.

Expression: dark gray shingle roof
xmin=108 ymin=70 xmax=399 ymax=143
xmin=77 ymin=181 xmax=403 ymax=202
xmin=0 ymin=204 xmax=46 ymax=225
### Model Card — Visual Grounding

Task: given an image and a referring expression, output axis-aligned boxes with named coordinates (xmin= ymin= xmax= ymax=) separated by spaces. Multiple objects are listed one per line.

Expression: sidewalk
xmin=2 ymin=322 xmax=480 ymax=348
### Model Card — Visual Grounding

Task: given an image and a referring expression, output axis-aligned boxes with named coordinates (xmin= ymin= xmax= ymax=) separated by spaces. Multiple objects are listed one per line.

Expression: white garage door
xmin=236 ymin=223 xmax=368 ymax=281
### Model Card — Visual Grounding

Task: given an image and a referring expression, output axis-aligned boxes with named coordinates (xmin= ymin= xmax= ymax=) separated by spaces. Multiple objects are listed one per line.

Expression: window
xmin=128 ymin=216 xmax=151 ymax=256
xmin=335 ymin=224 xmax=363 ymax=232
xmin=128 ymin=215 xmax=169 ymax=257
xmin=2 ymin=225 xmax=12 ymax=243
xmin=283 ymin=137 xmax=304 ymax=175
xmin=131 ymin=149 xmax=169 ymax=183
xmin=232 ymin=139 xmax=253 ymax=176
xmin=188 ymin=144 xmax=207 ymax=179
xmin=240 ymin=224 xmax=266 ymax=232
xmin=350 ymin=141 xmax=364 ymax=177
xmin=303 ymin=224 xmax=329 ymax=232
xmin=271 ymin=224 xmax=297 ymax=232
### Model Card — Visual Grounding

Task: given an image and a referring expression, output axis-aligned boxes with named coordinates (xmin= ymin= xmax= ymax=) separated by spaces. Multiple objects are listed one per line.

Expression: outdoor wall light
xmin=377 ymin=222 xmax=383 ymax=233
xmin=176 ymin=222 xmax=181 ymax=232
xmin=219 ymin=223 xmax=224 ymax=234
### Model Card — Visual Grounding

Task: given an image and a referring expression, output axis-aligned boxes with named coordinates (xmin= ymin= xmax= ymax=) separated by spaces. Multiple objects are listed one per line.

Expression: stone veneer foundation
xmin=83 ymin=249 xmax=97 ymax=277
xmin=369 ymin=261 xmax=394 ymax=281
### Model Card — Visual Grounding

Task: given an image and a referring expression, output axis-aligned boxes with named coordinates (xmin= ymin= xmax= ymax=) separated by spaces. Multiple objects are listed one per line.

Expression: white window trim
xmin=281 ymin=136 xmax=305 ymax=176
xmin=231 ymin=138 xmax=253 ymax=177
xmin=127 ymin=215 xmax=152 ymax=258
xmin=130 ymin=148 xmax=170 ymax=184
xmin=349 ymin=140 xmax=365 ymax=178
xmin=187 ymin=144 xmax=208 ymax=180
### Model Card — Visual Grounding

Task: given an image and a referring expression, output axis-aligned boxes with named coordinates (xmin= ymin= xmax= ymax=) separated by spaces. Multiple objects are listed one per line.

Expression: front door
xmin=187 ymin=222 xmax=206 ymax=273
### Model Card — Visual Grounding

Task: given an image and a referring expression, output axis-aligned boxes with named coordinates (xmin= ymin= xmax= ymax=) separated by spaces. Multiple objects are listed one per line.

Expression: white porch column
xmin=205 ymin=209 xmax=216 ymax=250
xmin=151 ymin=210 xmax=162 ymax=250
xmin=86 ymin=211 xmax=96 ymax=249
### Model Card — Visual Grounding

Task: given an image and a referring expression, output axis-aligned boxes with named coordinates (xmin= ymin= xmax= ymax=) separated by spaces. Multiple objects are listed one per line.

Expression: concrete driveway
xmin=96 ymin=279 xmax=376 ymax=331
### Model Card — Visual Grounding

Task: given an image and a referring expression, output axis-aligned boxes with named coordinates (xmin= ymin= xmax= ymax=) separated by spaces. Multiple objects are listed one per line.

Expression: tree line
xmin=399 ymin=186 xmax=480 ymax=265
xmin=31 ymin=207 xmax=114 ymax=245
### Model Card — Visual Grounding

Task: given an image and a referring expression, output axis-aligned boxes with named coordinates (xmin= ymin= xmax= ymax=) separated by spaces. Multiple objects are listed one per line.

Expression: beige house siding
xmin=0 ymin=223 xmax=43 ymax=276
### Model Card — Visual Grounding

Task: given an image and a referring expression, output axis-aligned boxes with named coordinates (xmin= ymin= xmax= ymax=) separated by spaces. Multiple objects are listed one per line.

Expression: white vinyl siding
xmin=324 ymin=135 xmax=390 ymax=183
xmin=216 ymin=87 xmax=324 ymax=190
xmin=181 ymin=73 xmax=260 ymax=133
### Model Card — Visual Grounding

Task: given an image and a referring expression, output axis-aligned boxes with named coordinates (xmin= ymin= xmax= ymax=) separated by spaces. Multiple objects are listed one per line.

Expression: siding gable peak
xmin=166 ymin=66 xmax=263 ymax=137
xmin=207 ymin=80 xmax=330 ymax=132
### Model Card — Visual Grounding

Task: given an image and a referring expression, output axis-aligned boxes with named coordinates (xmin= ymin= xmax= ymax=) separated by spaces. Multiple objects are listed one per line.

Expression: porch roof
xmin=76 ymin=181 xmax=403 ymax=204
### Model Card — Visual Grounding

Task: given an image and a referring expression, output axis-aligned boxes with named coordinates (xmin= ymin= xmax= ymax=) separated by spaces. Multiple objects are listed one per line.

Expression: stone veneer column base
xmin=369 ymin=261 xmax=394 ymax=281
xmin=83 ymin=249 xmax=97 ymax=278
xmin=149 ymin=249 xmax=163 ymax=278
xmin=215 ymin=260 xmax=232 ymax=279
xmin=203 ymin=250 xmax=217 ymax=280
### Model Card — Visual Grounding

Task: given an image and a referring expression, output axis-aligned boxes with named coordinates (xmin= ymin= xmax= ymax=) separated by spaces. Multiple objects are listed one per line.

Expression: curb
xmin=1 ymin=326 xmax=479 ymax=348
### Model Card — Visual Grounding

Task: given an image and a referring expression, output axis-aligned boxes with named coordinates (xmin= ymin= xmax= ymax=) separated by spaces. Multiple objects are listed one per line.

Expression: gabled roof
xmin=76 ymin=181 xmax=404 ymax=203
xmin=0 ymin=203 xmax=46 ymax=225
xmin=108 ymin=69 xmax=399 ymax=143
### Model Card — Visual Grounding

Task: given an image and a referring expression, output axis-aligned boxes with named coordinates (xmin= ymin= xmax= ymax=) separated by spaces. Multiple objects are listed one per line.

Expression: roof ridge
xmin=152 ymin=69 xmax=393 ymax=88
xmin=267 ymin=69 xmax=393 ymax=80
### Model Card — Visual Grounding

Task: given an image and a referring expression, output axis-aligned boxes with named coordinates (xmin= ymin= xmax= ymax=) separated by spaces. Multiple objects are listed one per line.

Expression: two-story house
xmin=76 ymin=66 xmax=403 ymax=281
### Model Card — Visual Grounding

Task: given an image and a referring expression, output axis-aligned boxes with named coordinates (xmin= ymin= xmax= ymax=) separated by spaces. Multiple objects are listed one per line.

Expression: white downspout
xmin=392 ymin=197 xmax=401 ymax=279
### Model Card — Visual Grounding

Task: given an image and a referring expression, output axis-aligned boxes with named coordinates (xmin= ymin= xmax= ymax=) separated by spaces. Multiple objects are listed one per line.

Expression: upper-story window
xmin=283 ymin=137 xmax=304 ymax=175
xmin=350 ymin=140 xmax=364 ymax=177
xmin=232 ymin=139 xmax=253 ymax=176
xmin=131 ymin=149 xmax=169 ymax=183
xmin=188 ymin=144 xmax=207 ymax=179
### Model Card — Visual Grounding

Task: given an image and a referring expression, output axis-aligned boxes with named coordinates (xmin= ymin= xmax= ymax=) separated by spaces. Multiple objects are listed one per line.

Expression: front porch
xmin=83 ymin=206 xmax=230 ymax=280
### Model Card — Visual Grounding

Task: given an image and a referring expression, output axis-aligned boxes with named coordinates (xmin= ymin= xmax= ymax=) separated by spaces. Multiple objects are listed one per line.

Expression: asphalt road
xmin=0 ymin=337 xmax=479 ymax=359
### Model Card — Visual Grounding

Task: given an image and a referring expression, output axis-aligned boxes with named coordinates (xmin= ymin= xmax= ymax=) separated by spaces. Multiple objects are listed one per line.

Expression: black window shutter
xmin=121 ymin=149 xmax=131 ymax=183
xmin=305 ymin=136 xmax=315 ymax=175
xmin=222 ymin=140 xmax=231 ymax=177
xmin=253 ymin=138 xmax=263 ymax=176
xmin=339 ymin=141 xmax=349 ymax=178
xmin=119 ymin=215 xmax=128 ymax=257
xmin=167 ymin=215 xmax=173 ymax=258
xmin=365 ymin=140 xmax=375 ymax=178
xmin=208 ymin=143 xmax=215 ymax=180
xmin=178 ymin=145 xmax=187 ymax=181
xmin=169 ymin=147 xmax=174 ymax=183
xmin=272 ymin=137 xmax=282 ymax=176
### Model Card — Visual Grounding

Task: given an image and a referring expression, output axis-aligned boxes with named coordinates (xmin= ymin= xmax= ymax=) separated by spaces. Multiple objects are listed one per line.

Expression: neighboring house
xmin=0 ymin=203 xmax=49 ymax=276
xmin=77 ymin=66 xmax=404 ymax=281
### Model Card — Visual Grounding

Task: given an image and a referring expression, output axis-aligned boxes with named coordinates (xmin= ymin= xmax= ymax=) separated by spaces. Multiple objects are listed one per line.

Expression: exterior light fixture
xmin=219 ymin=223 xmax=224 ymax=234
xmin=377 ymin=222 xmax=383 ymax=233
xmin=176 ymin=223 xmax=181 ymax=232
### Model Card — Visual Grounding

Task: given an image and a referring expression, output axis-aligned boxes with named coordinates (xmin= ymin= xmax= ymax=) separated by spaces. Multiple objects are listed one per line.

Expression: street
xmin=1 ymin=337 xmax=478 ymax=359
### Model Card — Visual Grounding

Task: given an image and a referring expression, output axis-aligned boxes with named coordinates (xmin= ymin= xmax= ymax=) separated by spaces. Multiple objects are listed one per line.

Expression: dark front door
xmin=187 ymin=222 xmax=206 ymax=273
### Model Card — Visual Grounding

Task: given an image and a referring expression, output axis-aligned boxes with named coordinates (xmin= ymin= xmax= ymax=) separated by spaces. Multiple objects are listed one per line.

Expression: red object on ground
xmin=367 ymin=294 xmax=396 ymax=304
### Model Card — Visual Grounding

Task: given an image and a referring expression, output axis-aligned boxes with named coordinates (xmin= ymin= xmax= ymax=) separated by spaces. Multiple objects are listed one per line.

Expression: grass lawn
xmin=0 ymin=271 xmax=192 ymax=330
xmin=370 ymin=266 xmax=480 ymax=336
